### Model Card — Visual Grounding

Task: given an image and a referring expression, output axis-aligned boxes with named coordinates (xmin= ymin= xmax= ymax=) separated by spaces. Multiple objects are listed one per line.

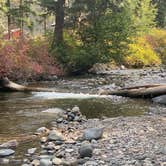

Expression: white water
xmin=32 ymin=92 xmax=107 ymax=99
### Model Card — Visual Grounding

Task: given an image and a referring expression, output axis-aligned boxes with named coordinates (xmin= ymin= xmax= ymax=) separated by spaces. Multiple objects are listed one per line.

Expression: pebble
xmin=28 ymin=148 xmax=37 ymax=155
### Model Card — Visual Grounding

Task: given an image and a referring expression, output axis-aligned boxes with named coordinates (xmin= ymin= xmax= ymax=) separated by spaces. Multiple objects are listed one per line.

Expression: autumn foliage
xmin=0 ymin=37 xmax=63 ymax=80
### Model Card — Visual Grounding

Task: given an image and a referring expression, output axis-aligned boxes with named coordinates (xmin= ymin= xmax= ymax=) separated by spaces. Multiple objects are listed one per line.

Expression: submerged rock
xmin=152 ymin=95 xmax=166 ymax=105
xmin=82 ymin=127 xmax=104 ymax=140
xmin=0 ymin=149 xmax=15 ymax=157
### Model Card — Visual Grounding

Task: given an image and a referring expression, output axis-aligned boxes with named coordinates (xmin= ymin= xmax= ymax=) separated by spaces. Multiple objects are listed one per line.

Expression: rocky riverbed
xmin=0 ymin=67 xmax=166 ymax=165
xmin=0 ymin=106 xmax=165 ymax=166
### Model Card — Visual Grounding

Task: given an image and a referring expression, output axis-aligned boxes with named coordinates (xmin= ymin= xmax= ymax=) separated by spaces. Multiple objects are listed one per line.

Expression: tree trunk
xmin=52 ymin=0 xmax=65 ymax=47
xmin=0 ymin=77 xmax=55 ymax=92
xmin=7 ymin=0 xmax=11 ymax=40
xmin=99 ymin=84 xmax=166 ymax=98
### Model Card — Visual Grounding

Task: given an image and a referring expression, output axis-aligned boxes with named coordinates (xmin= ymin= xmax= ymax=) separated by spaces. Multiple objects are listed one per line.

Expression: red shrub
xmin=0 ymin=37 xmax=63 ymax=81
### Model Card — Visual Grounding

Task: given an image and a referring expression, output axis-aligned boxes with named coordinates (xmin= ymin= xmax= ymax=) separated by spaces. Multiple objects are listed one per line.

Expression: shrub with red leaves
xmin=0 ymin=37 xmax=63 ymax=81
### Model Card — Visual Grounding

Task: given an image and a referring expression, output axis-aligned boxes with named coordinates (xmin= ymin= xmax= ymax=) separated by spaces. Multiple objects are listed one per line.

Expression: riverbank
xmin=0 ymin=107 xmax=166 ymax=166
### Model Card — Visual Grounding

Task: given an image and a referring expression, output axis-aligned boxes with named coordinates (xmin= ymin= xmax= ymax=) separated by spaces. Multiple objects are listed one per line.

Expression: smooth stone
xmin=72 ymin=106 xmax=80 ymax=112
xmin=152 ymin=95 xmax=166 ymax=105
xmin=28 ymin=148 xmax=37 ymax=155
xmin=36 ymin=127 xmax=49 ymax=134
xmin=0 ymin=140 xmax=18 ymax=148
xmin=40 ymin=137 xmax=47 ymax=143
xmin=40 ymin=159 xmax=52 ymax=166
xmin=42 ymin=108 xmax=64 ymax=114
xmin=65 ymin=149 xmax=74 ymax=153
xmin=160 ymin=147 xmax=166 ymax=154
xmin=0 ymin=149 xmax=15 ymax=157
xmin=52 ymin=157 xmax=62 ymax=165
xmin=31 ymin=159 xmax=40 ymax=166
xmin=79 ymin=143 xmax=93 ymax=158
xmin=55 ymin=140 xmax=64 ymax=145
xmin=48 ymin=130 xmax=64 ymax=141
xmin=38 ymin=155 xmax=53 ymax=160
xmin=82 ymin=128 xmax=104 ymax=140
xmin=56 ymin=118 xmax=63 ymax=123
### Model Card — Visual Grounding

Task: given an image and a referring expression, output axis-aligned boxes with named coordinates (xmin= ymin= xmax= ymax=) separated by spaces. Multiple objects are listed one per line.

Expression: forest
xmin=0 ymin=0 xmax=166 ymax=80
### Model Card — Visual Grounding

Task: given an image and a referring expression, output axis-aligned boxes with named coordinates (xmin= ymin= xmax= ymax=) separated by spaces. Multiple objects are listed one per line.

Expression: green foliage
xmin=152 ymin=0 xmax=166 ymax=27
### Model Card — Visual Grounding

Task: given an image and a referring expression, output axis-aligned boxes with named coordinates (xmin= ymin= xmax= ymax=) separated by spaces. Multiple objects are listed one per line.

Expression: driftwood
xmin=100 ymin=84 xmax=166 ymax=98
xmin=0 ymin=77 xmax=55 ymax=92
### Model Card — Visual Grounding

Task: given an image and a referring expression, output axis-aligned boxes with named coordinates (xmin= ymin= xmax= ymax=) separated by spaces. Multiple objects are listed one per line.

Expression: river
xmin=0 ymin=68 xmax=165 ymax=162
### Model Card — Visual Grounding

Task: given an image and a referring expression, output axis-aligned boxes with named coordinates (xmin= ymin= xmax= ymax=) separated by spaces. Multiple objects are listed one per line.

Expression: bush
xmin=52 ymin=32 xmax=107 ymax=74
xmin=0 ymin=37 xmax=63 ymax=80
xmin=145 ymin=28 xmax=166 ymax=64
xmin=125 ymin=37 xmax=161 ymax=68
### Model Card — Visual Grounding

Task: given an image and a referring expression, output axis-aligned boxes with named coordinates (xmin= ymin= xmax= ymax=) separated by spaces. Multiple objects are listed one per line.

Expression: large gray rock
xmin=82 ymin=128 xmax=104 ymax=140
xmin=48 ymin=130 xmax=64 ymax=141
xmin=152 ymin=95 xmax=166 ymax=105
xmin=0 ymin=149 xmax=15 ymax=157
xmin=79 ymin=143 xmax=93 ymax=158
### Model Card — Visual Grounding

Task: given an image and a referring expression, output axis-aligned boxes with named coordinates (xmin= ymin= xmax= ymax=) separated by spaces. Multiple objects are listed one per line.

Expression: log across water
xmin=0 ymin=77 xmax=55 ymax=92
xmin=99 ymin=84 xmax=166 ymax=98
xmin=1 ymin=77 xmax=166 ymax=98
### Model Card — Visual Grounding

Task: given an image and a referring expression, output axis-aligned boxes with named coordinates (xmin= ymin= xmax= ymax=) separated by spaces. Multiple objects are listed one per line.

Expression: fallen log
xmin=99 ymin=84 xmax=166 ymax=98
xmin=0 ymin=77 xmax=55 ymax=92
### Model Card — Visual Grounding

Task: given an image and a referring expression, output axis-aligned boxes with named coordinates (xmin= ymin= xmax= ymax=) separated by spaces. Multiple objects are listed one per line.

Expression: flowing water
xmin=0 ymin=73 xmax=165 ymax=161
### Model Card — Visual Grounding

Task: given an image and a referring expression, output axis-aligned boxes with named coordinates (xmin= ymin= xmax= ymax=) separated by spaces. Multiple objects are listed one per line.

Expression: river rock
xmin=72 ymin=106 xmax=80 ymax=113
xmin=82 ymin=127 xmax=104 ymax=140
xmin=0 ymin=139 xmax=18 ymax=148
xmin=48 ymin=130 xmax=64 ymax=141
xmin=79 ymin=143 xmax=93 ymax=158
xmin=28 ymin=148 xmax=37 ymax=155
xmin=52 ymin=157 xmax=62 ymax=165
xmin=36 ymin=127 xmax=49 ymax=135
xmin=40 ymin=159 xmax=52 ymax=166
xmin=31 ymin=159 xmax=40 ymax=166
xmin=0 ymin=149 xmax=15 ymax=157
xmin=152 ymin=95 xmax=166 ymax=105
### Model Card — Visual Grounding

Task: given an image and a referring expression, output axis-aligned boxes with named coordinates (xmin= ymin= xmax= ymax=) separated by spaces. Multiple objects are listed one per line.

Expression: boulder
xmin=152 ymin=95 xmax=166 ymax=105
xmin=82 ymin=128 xmax=104 ymax=141
xmin=79 ymin=143 xmax=93 ymax=158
